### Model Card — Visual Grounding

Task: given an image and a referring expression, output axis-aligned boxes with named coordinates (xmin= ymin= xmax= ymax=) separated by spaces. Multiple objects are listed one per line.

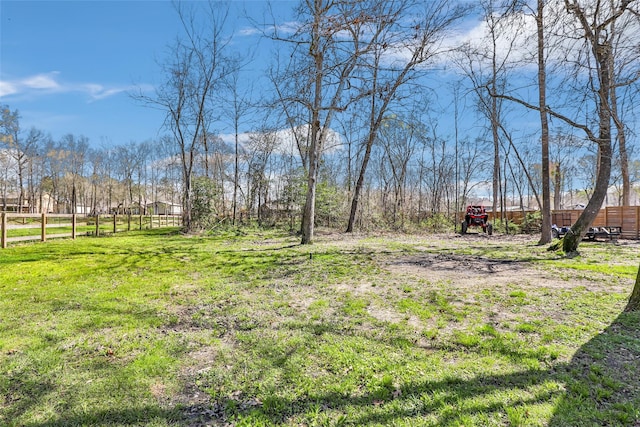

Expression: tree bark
xmin=537 ymin=0 xmax=552 ymax=244
xmin=562 ymin=37 xmax=613 ymax=254
xmin=609 ymin=12 xmax=631 ymax=207
xmin=345 ymin=57 xmax=380 ymax=233
xmin=300 ymin=0 xmax=323 ymax=245
xmin=624 ymin=263 xmax=640 ymax=312
xmin=491 ymin=91 xmax=501 ymax=222
xmin=554 ymin=163 xmax=562 ymax=210
xmin=611 ymin=83 xmax=630 ymax=206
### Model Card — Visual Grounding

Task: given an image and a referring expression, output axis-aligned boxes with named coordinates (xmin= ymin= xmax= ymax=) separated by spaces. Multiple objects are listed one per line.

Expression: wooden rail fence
xmin=1 ymin=213 xmax=182 ymax=249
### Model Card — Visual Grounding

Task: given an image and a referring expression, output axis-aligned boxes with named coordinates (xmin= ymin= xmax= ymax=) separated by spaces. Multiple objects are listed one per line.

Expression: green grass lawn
xmin=1 ymin=229 xmax=639 ymax=426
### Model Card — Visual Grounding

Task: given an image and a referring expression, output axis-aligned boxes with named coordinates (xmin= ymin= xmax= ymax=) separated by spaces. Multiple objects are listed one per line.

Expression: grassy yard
xmin=1 ymin=228 xmax=639 ymax=426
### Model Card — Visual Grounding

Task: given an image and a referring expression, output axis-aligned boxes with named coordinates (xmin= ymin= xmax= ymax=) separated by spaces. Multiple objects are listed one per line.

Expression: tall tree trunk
xmin=301 ymin=0 xmax=323 ymax=245
xmin=537 ymin=0 xmax=552 ymax=244
xmin=488 ymin=3 xmax=501 ymax=221
xmin=181 ymin=149 xmax=193 ymax=231
xmin=611 ymin=84 xmax=630 ymax=206
xmin=346 ymin=56 xmax=379 ymax=234
xmin=71 ymin=183 xmax=76 ymax=215
xmin=609 ymin=11 xmax=630 ymax=207
xmin=346 ymin=132 xmax=374 ymax=233
xmin=562 ymin=40 xmax=613 ymax=254
xmin=346 ymin=0 xmax=467 ymax=233
xmin=233 ymin=128 xmax=239 ymax=225
xmin=301 ymin=126 xmax=319 ymax=244
xmin=491 ymin=91 xmax=500 ymax=219
xmin=554 ymin=163 xmax=562 ymax=210
xmin=17 ymin=154 xmax=25 ymax=213
xmin=625 ymin=263 xmax=640 ymax=312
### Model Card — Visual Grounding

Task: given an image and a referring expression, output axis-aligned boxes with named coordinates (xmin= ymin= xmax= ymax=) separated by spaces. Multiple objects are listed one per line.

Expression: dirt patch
xmin=384 ymin=252 xmax=556 ymax=294
xmin=383 ymin=251 xmax=631 ymax=294
xmin=389 ymin=253 xmax=525 ymax=276
xmin=374 ymin=244 xmax=634 ymax=334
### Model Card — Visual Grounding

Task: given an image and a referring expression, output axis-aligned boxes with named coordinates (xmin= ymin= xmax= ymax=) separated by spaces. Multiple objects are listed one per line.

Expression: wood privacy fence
xmin=551 ymin=206 xmax=640 ymax=239
xmin=1 ymin=213 xmax=182 ymax=249
xmin=487 ymin=206 xmax=640 ymax=239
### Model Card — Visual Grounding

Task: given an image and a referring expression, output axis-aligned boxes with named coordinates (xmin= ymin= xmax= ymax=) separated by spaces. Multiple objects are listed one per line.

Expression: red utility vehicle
xmin=461 ymin=205 xmax=493 ymax=235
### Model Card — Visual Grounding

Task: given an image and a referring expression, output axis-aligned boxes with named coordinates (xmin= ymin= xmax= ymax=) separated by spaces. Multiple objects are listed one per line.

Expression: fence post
xmin=1 ymin=212 xmax=6 ymax=249
xmin=41 ymin=213 xmax=47 ymax=242
xmin=95 ymin=215 xmax=100 ymax=236
xmin=72 ymin=214 xmax=77 ymax=239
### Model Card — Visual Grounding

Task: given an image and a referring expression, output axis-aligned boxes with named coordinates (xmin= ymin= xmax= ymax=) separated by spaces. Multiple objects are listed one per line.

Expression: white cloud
xmin=445 ymin=2 xmax=640 ymax=72
xmin=0 ymin=81 xmax=18 ymax=97
xmin=272 ymin=124 xmax=343 ymax=155
xmin=236 ymin=19 xmax=301 ymax=40
xmin=238 ymin=27 xmax=261 ymax=37
xmin=23 ymin=72 xmax=61 ymax=90
xmin=0 ymin=72 xmax=150 ymax=101
xmin=273 ymin=21 xmax=301 ymax=36
xmin=440 ymin=13 xmax=537 ymax=71
xmin=219 ymin=124 xmax=343 ymax=157
xmin=80 ymin=83 xmax=131 ymax=101
xmin=218 ymin=132 xmax=252 ymax=146
xmin=0 ymin=72 xmax=63 ymax=98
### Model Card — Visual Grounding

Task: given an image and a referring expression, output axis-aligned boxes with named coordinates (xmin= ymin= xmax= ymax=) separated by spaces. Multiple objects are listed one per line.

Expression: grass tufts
xmin=1 ymin=228 xmax=639 ymax=426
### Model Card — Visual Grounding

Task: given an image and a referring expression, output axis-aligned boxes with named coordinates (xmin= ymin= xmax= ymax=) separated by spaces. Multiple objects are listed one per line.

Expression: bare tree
xmin=511 ymin=0 xmax=555 ymax=241
xmin=223 ymin=58 xmax=254 ymax=225
xmin=378 ymin=115 xmax=420 ymax=227
xmin=456 ymin=0 xmax=532 ymax=228
xmin=491 ymin=0 xmax=638 ymax=254
xmin=135 ymin=2 xmax=233 ymax=231
xmin=346 ymin=0 xmax=469 ymax=233
xmin=0 ymin=148 xmax=13 ymax=212
xmin=552 ymin=0 xmax=636 ymax=253
xmin=0 ymin=106 xmax=45 ymax=212
xmin=549 ymin=133 xmax=584 ymax=209
xmin=609 ymin=5 xmax=640 ymax=206
xmin=244 ymin=129 xmax=278 ymax=222
xmin=60 ymin=134 xmax=89 ymax=214
xmin=271 ymin=0 xmax=390 ymax=243
xmin=535 ymin=0 xmax=552 ymax=243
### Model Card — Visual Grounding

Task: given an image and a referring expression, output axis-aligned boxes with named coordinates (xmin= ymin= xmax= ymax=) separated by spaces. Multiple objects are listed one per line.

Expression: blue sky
xmin=1 ymin=1 xmax=488 ymax=150
xmin=4 ymin=1 xmax=618 ymax=157
xmin=0 ymin=0 xmax=276 ymax=147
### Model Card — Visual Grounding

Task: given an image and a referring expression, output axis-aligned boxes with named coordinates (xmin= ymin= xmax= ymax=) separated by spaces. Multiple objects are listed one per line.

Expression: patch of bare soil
xmin=389 ymin=252 xmax=527 ymax=277
xmin=384 ymin=247 xmax=631 ymax=294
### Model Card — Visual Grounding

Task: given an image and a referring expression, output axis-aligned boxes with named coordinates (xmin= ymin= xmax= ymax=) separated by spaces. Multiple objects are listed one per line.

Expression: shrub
xmin=421 ymin=213 xmax=454 ymax=233
xmin=521 ymin=211 xmax=542 ymax=234
xmin=492 ymin=218 xmax=520 ymax=235
xmin=191 ymin=176 xmax=220 ymax=230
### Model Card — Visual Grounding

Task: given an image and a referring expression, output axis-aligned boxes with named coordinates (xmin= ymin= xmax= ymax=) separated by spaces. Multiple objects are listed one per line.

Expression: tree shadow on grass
xmin=12 ymin=311 xmax=640 ymax=426
xmin=1 ymin=376 xmax=55 ymax=426
xmin=548 ymin=310 xmax=640 ymax=426
xmin=205 ymin=311 xmax=640 ymax=426
xmin=17 ymin=407 xmax=183 ymax=427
